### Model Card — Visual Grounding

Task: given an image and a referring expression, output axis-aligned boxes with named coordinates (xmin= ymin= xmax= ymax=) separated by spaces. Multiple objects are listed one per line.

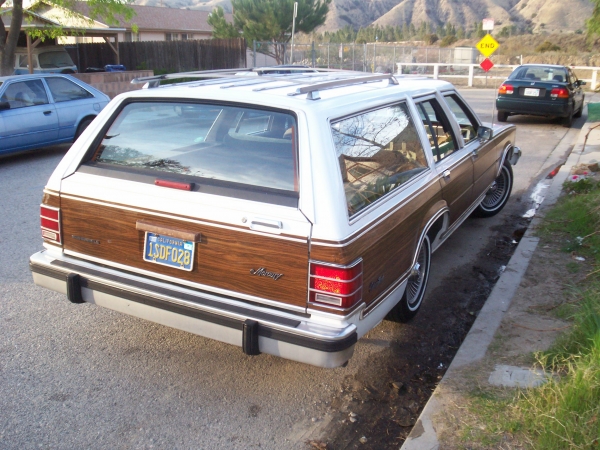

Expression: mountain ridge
xmin=134 ymin=0 xmax=592 ymax=34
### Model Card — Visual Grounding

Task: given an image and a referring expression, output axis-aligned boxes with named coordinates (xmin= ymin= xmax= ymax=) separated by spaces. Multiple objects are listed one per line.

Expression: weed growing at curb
xmin=459 ymin=181 xmax=600 ymax=449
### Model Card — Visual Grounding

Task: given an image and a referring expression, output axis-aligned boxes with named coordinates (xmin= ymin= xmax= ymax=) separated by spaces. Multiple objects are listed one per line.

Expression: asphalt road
xmin=1 ymin=89 xmax=597 ymax=449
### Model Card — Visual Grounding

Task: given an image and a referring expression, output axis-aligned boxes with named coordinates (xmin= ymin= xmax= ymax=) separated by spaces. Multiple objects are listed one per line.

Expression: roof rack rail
xmin=287 ymin=73 xmax=398 ymax=100
xmin=131 ymin=68 xmax=254 ymax=88
xmin=131 ymin=66 xmax=321 ymax=88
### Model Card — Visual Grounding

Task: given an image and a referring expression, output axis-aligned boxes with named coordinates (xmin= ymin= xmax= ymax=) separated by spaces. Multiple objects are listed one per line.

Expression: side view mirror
xmin=579 ymin=80 xmax=587 ymax=86
xmin=477 ymin=126 xmax=493 ymax=141
xmin=0 ymin=101 xmax=10 ymax=111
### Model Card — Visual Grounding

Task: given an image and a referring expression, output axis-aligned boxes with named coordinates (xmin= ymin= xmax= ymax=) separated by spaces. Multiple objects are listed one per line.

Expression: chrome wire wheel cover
xmin=406 ymin=242 xmax=428 ymax=311
xmin=481 ymin=165 xmax=510 ymax=211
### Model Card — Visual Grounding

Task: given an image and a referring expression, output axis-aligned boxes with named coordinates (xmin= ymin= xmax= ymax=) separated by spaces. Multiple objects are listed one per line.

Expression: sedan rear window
xmin=510 ymin=66 xmax=568 ymax=83
xmin=91 ymin=102 xmax=298 ymax=192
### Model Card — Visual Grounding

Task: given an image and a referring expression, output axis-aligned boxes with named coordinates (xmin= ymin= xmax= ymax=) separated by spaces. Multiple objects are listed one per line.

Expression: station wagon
xmin=30 ymin=68 xmax=521 ymax=367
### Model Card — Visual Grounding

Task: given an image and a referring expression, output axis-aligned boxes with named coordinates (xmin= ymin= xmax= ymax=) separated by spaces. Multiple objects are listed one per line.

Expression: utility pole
xmin=290 ymin=2 xmax=298 ymax=64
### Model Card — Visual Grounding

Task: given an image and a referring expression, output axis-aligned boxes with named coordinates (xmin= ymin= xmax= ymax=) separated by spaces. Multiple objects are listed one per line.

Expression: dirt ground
xmin=304 ymin=212 xmax=533 ymax=450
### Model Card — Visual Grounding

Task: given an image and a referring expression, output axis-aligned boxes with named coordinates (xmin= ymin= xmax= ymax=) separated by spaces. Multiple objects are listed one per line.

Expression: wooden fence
xmin=66 ymin=38 xmax=246 ymax=73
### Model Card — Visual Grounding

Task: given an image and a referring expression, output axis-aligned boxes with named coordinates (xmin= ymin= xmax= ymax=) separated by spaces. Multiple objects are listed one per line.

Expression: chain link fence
xmin=252 ymin=41 xmax=481 ymax=73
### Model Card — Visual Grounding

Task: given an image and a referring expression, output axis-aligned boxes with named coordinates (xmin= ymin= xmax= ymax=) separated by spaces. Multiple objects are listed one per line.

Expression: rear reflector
xmin=309 ymin=259 xmax=363 ymax=309
xmin=550 ymin=88 xmax=569 ymax=99
xmin=40 ymin=205 xmax=61 ymax=244
xmin=498 ymin=84 xmax=514 ymax=95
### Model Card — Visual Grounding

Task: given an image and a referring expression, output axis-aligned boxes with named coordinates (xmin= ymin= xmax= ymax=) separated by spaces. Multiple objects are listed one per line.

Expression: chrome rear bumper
xmin=30 ymin=250 xmax=356 ymax=368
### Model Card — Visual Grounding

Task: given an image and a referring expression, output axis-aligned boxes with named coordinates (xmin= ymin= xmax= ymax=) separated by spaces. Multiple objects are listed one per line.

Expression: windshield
xmin=38 ymin=51 xmax=75 ymax=68
xmin=92 ymin=102 xmax=298 ymax=192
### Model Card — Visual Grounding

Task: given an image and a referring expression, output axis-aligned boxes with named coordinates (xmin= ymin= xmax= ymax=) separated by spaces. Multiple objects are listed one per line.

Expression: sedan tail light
xmin=40 ymin=205 xmax=61 ymax=244
xmin=551 ymin=87 xmax=569 ymax=99
xmin=498 ymin=83 xmax=514 ymax=95
xmin=309 ymin=259 xmax=362 ymax=309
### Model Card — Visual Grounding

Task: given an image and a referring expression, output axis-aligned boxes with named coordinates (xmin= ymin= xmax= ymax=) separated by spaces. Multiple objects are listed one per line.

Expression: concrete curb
xmin=400 ymin=113 xmax=598 ymax=450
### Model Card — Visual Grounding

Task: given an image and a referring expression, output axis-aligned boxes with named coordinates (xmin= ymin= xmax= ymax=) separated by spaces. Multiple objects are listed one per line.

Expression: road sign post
xmin=476 ymin=31 xmax=500 ymax=87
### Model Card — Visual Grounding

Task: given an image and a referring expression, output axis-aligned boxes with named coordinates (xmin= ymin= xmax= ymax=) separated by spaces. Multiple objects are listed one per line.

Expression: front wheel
xmin=574 ymin=96 xmax=584 ymax=118
xmin=387 ymin=235 xmax=431 ymax=323
xmin=473 ymin=161 xmax=513 ymax=218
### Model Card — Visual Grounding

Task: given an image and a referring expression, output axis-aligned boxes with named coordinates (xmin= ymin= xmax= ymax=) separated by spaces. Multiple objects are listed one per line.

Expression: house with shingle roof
xmin=105 ymin=4 xmax=228 ymax=42
xmin=20 ymin=1 xmax=231 ymax=43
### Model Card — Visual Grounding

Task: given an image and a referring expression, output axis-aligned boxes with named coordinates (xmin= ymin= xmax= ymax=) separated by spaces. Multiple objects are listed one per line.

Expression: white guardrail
xmin=395 ymin=63 xmax=600 ymax=91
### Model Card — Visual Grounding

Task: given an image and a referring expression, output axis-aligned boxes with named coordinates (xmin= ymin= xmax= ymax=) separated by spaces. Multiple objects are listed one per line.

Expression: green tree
xmin=207 ymin=6 xmax=240 ymax=38
xmin=587 ymin=0 xmax=600 ymax=36
xmin=0 ymin=0 xmax=135 ymax=76
xmin=209 ymin=0 xmax=331 ymax=64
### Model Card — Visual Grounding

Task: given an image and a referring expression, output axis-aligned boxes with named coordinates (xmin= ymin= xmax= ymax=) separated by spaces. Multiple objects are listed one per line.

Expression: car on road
xmin=29 ymin=68 xmax=521 ymax=367
xmin=496 ymin=64 xmax=586 ymax=127
xmin=0 ymin=74 xmax=110 ymax=157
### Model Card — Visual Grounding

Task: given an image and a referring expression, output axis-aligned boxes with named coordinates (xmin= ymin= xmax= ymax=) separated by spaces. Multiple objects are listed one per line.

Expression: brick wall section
xmin=73 ymin=70 xmax=154 ymax=99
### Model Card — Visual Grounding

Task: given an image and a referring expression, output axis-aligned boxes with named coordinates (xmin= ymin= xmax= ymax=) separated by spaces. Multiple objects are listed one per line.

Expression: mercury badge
xmin=250 ymin=267 xmax=284 ymax=281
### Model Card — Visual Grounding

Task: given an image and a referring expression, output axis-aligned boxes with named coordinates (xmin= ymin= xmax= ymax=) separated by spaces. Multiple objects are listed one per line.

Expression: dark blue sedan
xmin=0 ymin=74 xmax=110 ymax=156
xmin=496 ymin=64 xmax=586 ymax=128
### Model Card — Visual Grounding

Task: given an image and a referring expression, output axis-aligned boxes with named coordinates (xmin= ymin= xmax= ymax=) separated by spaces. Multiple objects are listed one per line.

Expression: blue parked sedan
xmin=0 ymin=74 xmax=110 ymax=156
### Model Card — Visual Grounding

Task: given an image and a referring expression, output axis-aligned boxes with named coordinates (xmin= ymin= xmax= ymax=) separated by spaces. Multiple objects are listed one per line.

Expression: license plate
xmin=143 ymin=232 xmax=195 ymax=271
xmin=524 ymin=88 xmax=540 ymax=97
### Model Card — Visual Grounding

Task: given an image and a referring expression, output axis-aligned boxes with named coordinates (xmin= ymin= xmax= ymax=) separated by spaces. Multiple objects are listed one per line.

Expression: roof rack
xmin=130 ymin=66 xmax=319 ymax=88
xmin=286 ymin=73 xmax=398 ymax=100
xmin=130 ymin=67 xmax=399 ymax=99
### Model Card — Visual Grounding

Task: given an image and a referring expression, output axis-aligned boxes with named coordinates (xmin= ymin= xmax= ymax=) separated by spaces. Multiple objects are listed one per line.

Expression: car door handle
xmin=249 ymin=218 xmax=283 ymax=234
xmin=442 ymin=170 xmax=451 ymax=179
xmin=43 ymin=110 xmax=52 ymax=115
xmin=250 ymin=218 xmax=282 ymax=230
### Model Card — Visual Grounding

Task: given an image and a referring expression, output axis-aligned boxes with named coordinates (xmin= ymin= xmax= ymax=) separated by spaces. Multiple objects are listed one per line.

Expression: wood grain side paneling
xmin=42 ymin=191 xmax=60 ymax=208
xmin=60 ymin=197 xmax=309 ymax=307
xmin=311 ymin=182 xmax=444 ymax=306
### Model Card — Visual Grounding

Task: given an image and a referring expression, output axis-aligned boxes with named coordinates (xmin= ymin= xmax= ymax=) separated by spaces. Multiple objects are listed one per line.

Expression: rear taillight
xmin=498 ymin=84 xmax=514 ymax=95
xmin=551 ymin=88 xmax=569 ymax=99
xmin=40 ymin=205 xmax=61 ymax=244
xmin=309 ymin=259 xmax=362 ymax=309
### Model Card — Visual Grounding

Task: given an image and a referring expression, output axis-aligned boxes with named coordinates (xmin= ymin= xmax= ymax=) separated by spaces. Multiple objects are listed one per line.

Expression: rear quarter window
xmin=331 ymin=102 xmax=428 ymax=216
xmin=89 ymin=101 xmax=298 ymax=193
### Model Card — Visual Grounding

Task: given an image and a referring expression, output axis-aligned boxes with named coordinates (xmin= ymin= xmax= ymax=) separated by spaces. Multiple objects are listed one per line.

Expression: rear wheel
xmin=497 ymin=110 xmax=508 ymax=122
xmin=473 ymin=161 xmax=513 ymax=218
xmin=562 ymin=106 xmax=573 ymax=128
xmin=387 ymin=235 xmax=431 ymax=323
xmin=75 ymin=118 xmax=94 ymax=140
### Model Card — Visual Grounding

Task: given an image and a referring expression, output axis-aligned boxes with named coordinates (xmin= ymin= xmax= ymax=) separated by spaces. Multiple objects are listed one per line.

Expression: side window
xmin=331 ymin=102 xmax=429 ymax=216
xmin=46 ymin=77 xmax=93 ymax=102
xmin=417 ymin=99 xmax=457 ymax=163
xmin=443 ymin=94 xmax=479 ymax=144
xmin=0 ymin=80 xmax=49 ymax=109
xmin=568 ymin=70 xmax=577 ymax=85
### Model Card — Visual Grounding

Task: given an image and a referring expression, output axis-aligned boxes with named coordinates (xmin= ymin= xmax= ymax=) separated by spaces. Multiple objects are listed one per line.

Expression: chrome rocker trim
xmin=29 ymin=251 xmax=356 ymax=368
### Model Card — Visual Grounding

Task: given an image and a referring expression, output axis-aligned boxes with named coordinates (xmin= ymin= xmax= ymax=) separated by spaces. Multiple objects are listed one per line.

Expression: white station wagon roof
xmin=127 ymin=69 xmax=454 ymax=110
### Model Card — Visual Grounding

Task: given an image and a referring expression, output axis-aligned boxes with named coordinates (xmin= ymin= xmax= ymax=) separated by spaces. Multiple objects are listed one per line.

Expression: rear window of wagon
xmin=88 ymin=101 xmax=299 ymax=194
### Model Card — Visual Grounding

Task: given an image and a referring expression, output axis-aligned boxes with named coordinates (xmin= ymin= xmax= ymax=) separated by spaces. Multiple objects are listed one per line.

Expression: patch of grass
xmin=541 ymin=181 xmax=600 ymax=264
xmin=460 ymin=184 xmax=600 ymax=448
xmin=566 ymin=261 xmax=580 ymax=273
xmin=588 ymin=103 xmax=600 ymax=122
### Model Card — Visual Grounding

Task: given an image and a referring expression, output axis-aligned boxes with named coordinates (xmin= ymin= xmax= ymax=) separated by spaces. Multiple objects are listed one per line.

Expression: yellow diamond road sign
xmin=476 ymin=33 xmax=500 ymax=58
